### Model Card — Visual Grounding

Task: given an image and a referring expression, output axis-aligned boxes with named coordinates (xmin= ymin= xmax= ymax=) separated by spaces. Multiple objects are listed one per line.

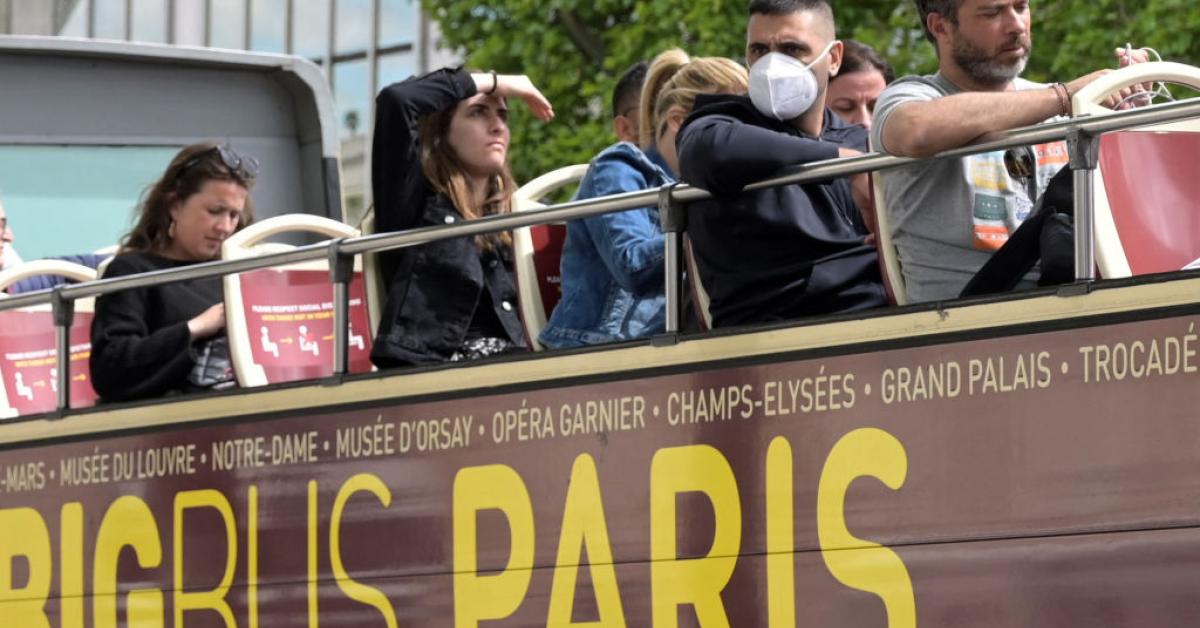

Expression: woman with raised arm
xmin=370 ymin=68 xmax=554 ymax=366
xmin=539 ymin=49 xmax=748 ymax=349
xmin=91 ymin=142 xmax=258 ymax=401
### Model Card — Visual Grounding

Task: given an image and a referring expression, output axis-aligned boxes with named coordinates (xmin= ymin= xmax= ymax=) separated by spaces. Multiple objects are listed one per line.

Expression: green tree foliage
xmin=421 ymin=0 xmax=1199 ymax=183
xmin=1030 ymin=0 xmax=1200 ymax=82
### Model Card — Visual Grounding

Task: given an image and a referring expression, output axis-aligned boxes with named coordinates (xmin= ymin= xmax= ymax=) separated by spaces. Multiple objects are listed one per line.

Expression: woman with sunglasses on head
xmin=369 ymin=67 xmax=553 ymax=367
xmin=90 ymin=142 xmax=258 ymax=401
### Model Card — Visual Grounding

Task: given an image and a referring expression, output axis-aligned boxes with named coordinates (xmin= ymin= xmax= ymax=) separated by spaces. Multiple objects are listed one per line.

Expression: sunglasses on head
xmin=179 ymin=145 xmax=260 ymax=182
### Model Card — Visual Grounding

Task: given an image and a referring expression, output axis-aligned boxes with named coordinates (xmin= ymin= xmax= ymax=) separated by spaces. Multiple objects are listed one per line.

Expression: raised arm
xmin=372 ymin=68 xmax=478 ymax=234
xmin=372 ymin=69 xmax=554 ymax=234
xmin=677 ymin=114 xmax=854 ymax=198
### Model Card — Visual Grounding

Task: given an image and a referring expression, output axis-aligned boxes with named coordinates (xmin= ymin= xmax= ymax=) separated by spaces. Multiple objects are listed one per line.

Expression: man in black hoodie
xmin=677 ymin=0 xmax=886 ymax=327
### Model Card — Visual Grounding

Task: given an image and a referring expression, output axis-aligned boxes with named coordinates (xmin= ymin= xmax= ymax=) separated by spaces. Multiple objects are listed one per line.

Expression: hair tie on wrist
xmin=1052 ymin=82 xmax=1072 ymax=117
xmin=486 ymin=70 xmax=498 ymax=95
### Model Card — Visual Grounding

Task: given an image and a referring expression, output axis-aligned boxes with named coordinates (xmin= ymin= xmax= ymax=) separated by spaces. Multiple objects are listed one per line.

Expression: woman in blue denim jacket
xmin=540 ymin=49 xmax=749 ymax=348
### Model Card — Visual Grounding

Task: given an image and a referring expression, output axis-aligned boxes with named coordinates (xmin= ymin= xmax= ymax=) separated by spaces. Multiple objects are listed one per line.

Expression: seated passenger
xmin=90 ymin=143 xmax=257 ymax=401
xmin=370 ymin=67 xmax=554 ymax=366
xmin=676 ymin=0 xmax=886 ymax=328
xmin=0 ymin=196 xmax=14 ymax=270
xmin=827 ymin=40 xmax=893 ymax=130
xmin=0 ymin=194 xmax=107 ymax=294
xmin=610 ymin=60 xmax=648 ymax=144
xmin=540 ymin=51 xmax=748 ymax=348
xmin=871 ymin=0 xmax=1148 ymax=302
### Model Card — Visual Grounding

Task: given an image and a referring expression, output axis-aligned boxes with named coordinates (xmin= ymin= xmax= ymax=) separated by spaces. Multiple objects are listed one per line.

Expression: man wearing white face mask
xmin=676 ymin=0 xmax=885 ymax=328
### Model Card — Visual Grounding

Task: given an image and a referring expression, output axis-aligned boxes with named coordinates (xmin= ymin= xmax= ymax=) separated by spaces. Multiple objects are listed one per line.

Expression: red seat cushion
xmin=531 ymin=224 xmax=566 ymax=318
xmin=1100 ymin=130 xmax=1200 ymax=274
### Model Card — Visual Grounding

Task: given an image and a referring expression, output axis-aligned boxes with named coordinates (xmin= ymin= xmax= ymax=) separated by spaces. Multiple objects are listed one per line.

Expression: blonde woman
xmin=370 ymin=68 xmax=553 ymax=366
xmin=540 ymin=50 xmax=747 ymax=349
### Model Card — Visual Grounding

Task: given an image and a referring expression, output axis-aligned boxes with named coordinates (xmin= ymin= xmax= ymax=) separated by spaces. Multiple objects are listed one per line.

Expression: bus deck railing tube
xmin=51 ymin=287 xmax=74 ymax=415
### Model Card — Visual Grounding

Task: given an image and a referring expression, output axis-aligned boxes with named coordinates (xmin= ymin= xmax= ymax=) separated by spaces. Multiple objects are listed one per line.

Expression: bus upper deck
xmin=3 ymin=40 xmax=1200 ymax=627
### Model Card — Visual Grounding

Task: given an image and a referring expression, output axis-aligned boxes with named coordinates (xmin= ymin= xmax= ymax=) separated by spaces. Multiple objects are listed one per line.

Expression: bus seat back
xmin=1071 ymin=61 xmax=1200 ymax=278
xmin=871 ymin=171 xmax=907 ymax=306
xmin=0 ymin=260 xmax=99 ymax=418
xmin=683 ymin=235 xmax=713 ymax=330
xmin=222 ymin=215 xmax=375 ymax=388
xmin=359 ymin=207 xmax=386 ymax=335
xmin=512 ymin=164 xmax=588 ymax=350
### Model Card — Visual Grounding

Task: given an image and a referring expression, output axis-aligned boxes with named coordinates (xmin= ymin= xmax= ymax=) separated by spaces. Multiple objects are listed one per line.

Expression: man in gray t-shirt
xmin=871 ymin=0 xmax=1146 ymax=303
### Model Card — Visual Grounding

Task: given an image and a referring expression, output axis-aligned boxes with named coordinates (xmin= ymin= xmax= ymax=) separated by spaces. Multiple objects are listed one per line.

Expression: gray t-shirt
xmin=870 ymin=74 xmax=1068 ymax=302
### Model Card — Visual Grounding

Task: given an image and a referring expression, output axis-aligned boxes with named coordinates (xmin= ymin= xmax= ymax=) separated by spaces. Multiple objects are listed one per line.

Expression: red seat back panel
xmin=531 ymin=224 xmax=566 ymax=317
xmin=1100 ymin=131 xmax=1200 ymax=274
xmin=238 ymin=269 xmax=373 ymax=385
xmin=0 ymin=311 xmax=97 ymax=415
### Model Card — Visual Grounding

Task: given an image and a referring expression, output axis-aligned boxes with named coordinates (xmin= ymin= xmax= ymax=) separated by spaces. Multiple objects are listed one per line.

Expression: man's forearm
xmin=881 ymin=87 xmax=1061 ymax=158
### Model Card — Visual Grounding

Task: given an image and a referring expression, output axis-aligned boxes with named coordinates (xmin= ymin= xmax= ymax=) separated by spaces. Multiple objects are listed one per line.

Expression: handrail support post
xmin=1067 ymin=127 xmax=1101 ymax=284
xmin=657 ymin=184 xmax=687 ymax=339
xmin=51 ymin=287 xmax=74 ymax=416
xmin=327 ymin=238 xmax=353 ymax=383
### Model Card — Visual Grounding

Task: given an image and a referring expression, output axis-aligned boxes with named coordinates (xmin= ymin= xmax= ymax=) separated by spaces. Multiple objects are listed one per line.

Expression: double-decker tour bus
xmin=3 ymin=37 xmax=1200 ymax=627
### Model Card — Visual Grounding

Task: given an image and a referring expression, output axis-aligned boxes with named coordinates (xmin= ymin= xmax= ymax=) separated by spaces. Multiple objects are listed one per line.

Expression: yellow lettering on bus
xmin=0 ymin=507 xmax=51 ymax=628
xmin=547 ymin=454 xmax=625 ymax=627
xmin=650 ymin=445 xmax=741 ymax=628
xmin=331 ymin=474 xmax=398 ymax=628
xmin=308 ymin=480 xmax=320 ymax=628
xmin=61 ymin=502 xmax=84 ymax=628
xmin=453 ymin=464 xmax=535 ymax=627
xmin=817 ymin=428 xmax=915 ymax=628
xmin=174 ymin=489 xmax=238 ymax=627
xmin=248 ymin=485 xmax=259 ymax=628
xmin=94 ymin=496 xmax=164 ymax=628
xmin=766 ymin=437 xmax=795 ymax=628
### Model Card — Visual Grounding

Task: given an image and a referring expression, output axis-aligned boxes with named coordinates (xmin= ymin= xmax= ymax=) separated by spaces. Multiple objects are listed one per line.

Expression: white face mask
xmin=748 ymin=41 xmax=837 ymax=121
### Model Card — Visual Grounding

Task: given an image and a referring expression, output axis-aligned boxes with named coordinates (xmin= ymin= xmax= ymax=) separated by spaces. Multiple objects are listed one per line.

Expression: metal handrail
xmin=4 ymin=96 xmax=1200 ymax=413
xmin=4 ymin=96 xmax=1198 ymax=313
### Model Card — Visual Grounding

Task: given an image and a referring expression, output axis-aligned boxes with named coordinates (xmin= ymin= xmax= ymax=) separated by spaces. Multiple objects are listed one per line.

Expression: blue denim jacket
xmin=539 ymin=142 xmax=676 ymax=348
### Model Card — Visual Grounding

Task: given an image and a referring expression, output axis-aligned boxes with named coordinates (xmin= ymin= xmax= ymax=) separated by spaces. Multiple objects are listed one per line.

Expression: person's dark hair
xmin=612 ymin=61 xmax=648 ymax=119
xmin=749 ymin=0 xmax=834 ymax=18
xmin=838 ymin=40 xmax=895 ymax=84
xmin=123 ymin=141 xmax=256 ymax=254
xmin=914 ymin=0 xmax=965 ymax=43
xmin=748 ymin=0 xmax=836 ymax=36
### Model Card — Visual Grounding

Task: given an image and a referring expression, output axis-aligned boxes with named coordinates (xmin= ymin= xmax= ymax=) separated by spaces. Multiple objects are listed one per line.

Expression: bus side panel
xmin=1 ymin=313 xmax=1199 ymax=624
xmin=7 ymin=528 xmax=1200 ymax=626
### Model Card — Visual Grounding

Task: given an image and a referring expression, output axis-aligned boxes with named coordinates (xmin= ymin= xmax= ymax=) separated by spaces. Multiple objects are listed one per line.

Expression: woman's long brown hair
xmin=122 ymin=141 xmax=256 ymax=255
xmin=418 ymin=105 xmax=516 ymax=250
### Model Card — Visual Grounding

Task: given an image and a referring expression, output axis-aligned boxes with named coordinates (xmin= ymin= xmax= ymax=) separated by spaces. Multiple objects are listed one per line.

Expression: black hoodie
xmin=677 ymin=95 xmax=886 ymax=327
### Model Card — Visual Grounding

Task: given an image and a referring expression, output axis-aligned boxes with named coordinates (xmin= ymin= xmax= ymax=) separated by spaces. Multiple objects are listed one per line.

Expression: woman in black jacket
xmin=370 ymin=68 xmax=553 ymax=366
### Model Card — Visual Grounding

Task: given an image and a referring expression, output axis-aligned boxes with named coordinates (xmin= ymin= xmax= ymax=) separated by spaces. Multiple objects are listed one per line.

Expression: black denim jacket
xmin=369 ymin=67 xmax=525 ymax=366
